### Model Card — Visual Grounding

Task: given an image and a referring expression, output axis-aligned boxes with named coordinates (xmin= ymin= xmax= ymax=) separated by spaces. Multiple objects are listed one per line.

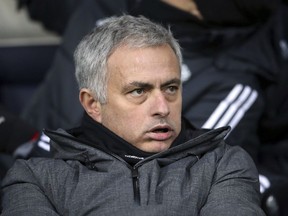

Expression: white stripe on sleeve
xmin=202 ymin=84 xmax=258 ymax=135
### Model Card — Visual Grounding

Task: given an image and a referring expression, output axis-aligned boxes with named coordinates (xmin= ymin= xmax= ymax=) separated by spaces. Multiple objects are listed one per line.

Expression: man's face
xmin=97 ymin=44 xmax=182 ymax=153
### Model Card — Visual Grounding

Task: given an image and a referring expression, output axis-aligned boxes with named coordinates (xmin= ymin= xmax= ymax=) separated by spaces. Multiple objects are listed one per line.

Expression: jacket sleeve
xmin=200 ymin=145 xmax=265 ymax=216
xmin=1 ymin=159 xmax=60 ymax=216
xmin=195 ymin=0 xmax=281 ymax=25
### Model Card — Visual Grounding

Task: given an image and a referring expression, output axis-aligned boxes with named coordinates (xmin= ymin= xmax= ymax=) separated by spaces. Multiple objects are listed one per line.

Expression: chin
xmin=146 ymin=142 xmax=171 ymax=153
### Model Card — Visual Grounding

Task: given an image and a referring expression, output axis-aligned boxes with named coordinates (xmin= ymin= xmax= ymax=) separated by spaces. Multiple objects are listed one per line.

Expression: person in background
xmin=1 ymin=15 xmax=264 ymax=215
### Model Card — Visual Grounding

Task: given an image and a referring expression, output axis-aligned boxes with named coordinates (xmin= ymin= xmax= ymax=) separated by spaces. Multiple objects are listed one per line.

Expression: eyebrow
xmin=162 ymin=78 xmax=181 ymax=87
xmin=122 ymin=82 xmax=153 ymax=93
xmin=122 ymin=78 xmax=181 ymax=92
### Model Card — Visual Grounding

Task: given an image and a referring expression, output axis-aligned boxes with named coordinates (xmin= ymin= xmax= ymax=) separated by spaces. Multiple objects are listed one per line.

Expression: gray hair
xmin=74 ymin=15 xmax=182 ymax=104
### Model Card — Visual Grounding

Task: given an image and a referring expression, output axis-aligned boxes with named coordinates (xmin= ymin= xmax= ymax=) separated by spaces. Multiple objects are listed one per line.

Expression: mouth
xmin=148 ymin=125 xmax=173 ymax=141
xmin=152 ymin=127 xmax=170 ymax=133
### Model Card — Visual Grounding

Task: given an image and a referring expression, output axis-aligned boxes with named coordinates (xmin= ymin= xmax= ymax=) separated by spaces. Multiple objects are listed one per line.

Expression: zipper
xmin=132 ymin=167 xmax=140 ymax=204
xmin=105 ymin=152 xmax=142 ymax=204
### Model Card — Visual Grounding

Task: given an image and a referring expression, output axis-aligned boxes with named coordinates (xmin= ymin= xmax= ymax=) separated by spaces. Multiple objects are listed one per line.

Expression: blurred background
xmin=0 ymin=0 xmax=61 ymax=114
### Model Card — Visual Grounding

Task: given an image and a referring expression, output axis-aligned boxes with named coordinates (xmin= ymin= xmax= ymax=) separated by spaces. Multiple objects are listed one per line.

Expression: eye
xmin=130 ymin=88 xmax=145 ymax=97
xmin=165 ymin=86 xmax=179 ymax=94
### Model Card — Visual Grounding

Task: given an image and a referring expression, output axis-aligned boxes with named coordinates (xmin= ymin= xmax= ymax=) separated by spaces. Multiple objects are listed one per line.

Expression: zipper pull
xmin=132 ymin=167 xmax=140 ymax=204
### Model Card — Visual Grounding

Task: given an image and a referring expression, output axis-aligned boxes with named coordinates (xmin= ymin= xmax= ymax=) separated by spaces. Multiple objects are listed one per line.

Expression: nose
xmin=150 ymin=91 xmax=170 ymax=117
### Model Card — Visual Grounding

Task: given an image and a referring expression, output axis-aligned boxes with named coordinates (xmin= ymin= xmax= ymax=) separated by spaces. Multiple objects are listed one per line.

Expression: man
xmin=1 ymin=15 xmax=264 ymax=215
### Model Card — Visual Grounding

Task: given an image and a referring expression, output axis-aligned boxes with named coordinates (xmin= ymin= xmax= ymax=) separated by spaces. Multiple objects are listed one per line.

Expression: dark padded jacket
xmin=1 ymin=122 xmax=265 ymax=215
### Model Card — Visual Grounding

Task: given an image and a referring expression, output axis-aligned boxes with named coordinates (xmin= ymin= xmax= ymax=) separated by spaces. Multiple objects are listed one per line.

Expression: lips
xmin=147 ymin=124 xmax=174 ymax=141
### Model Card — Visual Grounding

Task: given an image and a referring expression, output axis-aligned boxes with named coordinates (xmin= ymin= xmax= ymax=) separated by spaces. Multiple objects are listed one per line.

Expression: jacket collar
xmin=44 ymin=116 xmax=230 ymax=166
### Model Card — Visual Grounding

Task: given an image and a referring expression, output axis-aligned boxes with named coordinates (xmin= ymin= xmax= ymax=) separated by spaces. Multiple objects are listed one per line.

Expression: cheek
xmin=171 ymin=98 xmax=182 ymax=115
xmin=102 ymin=108 xmax=144 ymax=143
xmin=101 ymin=104 xmax=143 ymax=130
xmin=120 ymin=109 xmax=145 ymax=127
xmin=116 ymin=108 xmax=147 ymax=136
xmin=171 ymin=100 xmax=182 ymax=129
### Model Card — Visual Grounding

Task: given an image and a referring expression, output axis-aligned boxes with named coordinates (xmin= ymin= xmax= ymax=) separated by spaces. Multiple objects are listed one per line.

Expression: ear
xmin=79 ymin=88 xmax=102 ymax=123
